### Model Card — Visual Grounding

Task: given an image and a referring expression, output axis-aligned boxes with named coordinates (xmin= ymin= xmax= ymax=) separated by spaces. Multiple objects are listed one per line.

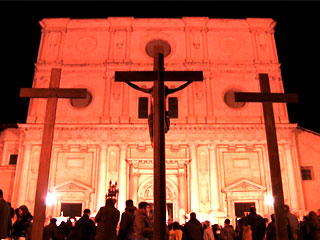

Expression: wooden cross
xmin=234 ymin=73 xmax=298 ymax=240
xmin=20 ymin=68 xmax=87 ymax=240
xmin=115 ymin=46 xmax=203 ymax=240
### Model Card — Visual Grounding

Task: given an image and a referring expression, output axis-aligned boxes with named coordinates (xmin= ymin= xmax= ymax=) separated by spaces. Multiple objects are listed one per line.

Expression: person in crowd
xmin=212 ymin=224 xmax=221 ymax=240
xmin=266 ymin=214 xmax=276 ymax=240
xmin=244 ymin=206 xmax=265 ymax=240
xmin=307 ymin=211 xmax=320 ymax=240
xmin=133 ymin=201 xmax=153 ymax=240
xmin=71 ymin=209 xmax=95 ymax=240
xmin=54 ymin=221 xmax=69 ymax=240
xmin=118 ymin=199 xmax=136 ymax=240
xmin=284 ymin=205 xmax=299 ymax=240
xmin=43 ymin=218 xmax=57 ymax=240
xmin=242 ymin=221 xmax=252 ymax=240
xmin=11 ymin=205 xmax=33 ymax=240
xmin=184 ymin=212 xmax=202 ymax=240
xmin=203 ymin=220 xmax=215 ymax=240
xmin=95 ymin=198 xmax=120 ymax=240
xmin=0 ymin=189 xmax=11 ymax=240
xmin=219 ymin=219 xmax=235 ymax=240
xmin=168 ymin=221 xmax=183 ymax=240
xmin=235 ymin=218 xmax=243 ymax=240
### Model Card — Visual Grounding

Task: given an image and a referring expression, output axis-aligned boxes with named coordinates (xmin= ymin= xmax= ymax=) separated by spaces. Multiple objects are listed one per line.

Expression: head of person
xmin=249 ymin=206 xmax=256 ymax=214
xmin=224 ymin=219 xmax=230 ymax=225
xmin=237 ymin=218 xmax=244 ymax=227
xmin=50 ymin=218 xmax=57 ymax=225
xmin=190 ymin=212 xmax=196 ymax=219
xmin=0 ymin=189 xmax=3 ymax=199
xmin=18 ymin=205 xmax=30 ymax=217
xmin=125 ymin=199 xmax=134 ymax=208
xmin=83 ymin=209 xmax=91 ymax=216
xmin=138 ymin=201 xmax=150 ymax=214
xmin=309 ymin=211 xmax=317 ymax=221
xmin=284 ymin=205 xmax=290 ymax=213
xmin=172 ymin=222 xmax=180 ymax=230
xmin=271 ymin=214 xmax=275 ymax=222
xmin=105 ymin=198 xmax=116 ymax=207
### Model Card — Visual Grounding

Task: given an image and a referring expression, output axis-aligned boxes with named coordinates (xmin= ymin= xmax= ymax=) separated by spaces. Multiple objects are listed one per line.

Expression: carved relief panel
xmin=197 ymin=146 xmax=210 ymax=212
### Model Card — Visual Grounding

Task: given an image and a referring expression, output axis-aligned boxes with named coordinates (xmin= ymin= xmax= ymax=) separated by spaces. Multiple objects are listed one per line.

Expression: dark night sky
xmin=1 ymin=1 xmax=320 ymax=133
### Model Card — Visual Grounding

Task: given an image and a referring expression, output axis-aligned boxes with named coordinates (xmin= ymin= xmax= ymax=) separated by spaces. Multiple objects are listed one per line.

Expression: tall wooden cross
xmin=20 ymin=68 xmax=87 ymax=240
xmin=234 ymin=73 xmax=298 ymax=240
xmin=115 ymin=45 xmax=203 ymax=240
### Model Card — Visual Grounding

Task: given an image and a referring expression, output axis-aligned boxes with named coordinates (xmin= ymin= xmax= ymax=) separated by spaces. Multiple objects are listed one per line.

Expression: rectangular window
xmin=168 ymin=97 xmax=178 ymax=118
xmin=9 ymin=154 xmax=18 ymax=165
xmin=61 ymin=203 xmax=82 ymax=218
xmin=138 ymin=97 xmax=149 ymax=119
xmin=301 ymin=167 xmax=313 ymax=180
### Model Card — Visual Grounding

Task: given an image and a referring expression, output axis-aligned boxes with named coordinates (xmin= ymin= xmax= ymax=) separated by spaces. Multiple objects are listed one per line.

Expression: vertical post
xmin=153 ymin=45 xmax=166 ymax=240
xmin=260 ymin=73 xmax=288 ymax=240
xmin=31 ymin=68 xmax=61 ymax=240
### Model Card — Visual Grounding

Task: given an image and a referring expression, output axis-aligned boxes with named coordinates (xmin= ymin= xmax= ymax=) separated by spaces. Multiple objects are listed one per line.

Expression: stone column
xmin=189 ymin=145 xmax=199 ymax=212
xmin=96 ymin=145 xmax=108 ymax=211
xmin=16 ymin=144 xmax=32 ymax=207
xmin=178 ymin=166 xmax=186 ymax=221
xmin=130 ymin=163 xmax=139 ymax=206
xmin=118 ymin=145 xmax=128 ymax=212
xmin=209 ymin=144 xmax=221 ymax=211
xmin=284 ymin=145 xmax=298 ymax=210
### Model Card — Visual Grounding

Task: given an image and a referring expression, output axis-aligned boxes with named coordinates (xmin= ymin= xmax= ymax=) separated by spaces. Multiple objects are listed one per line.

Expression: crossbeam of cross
xmin=115 ymin=45 xmax=203 ymax=240
xmin=234 ymin=73 xmax=298 ymax=240
xmin=20 ymin=68 xmax=87 ymax=240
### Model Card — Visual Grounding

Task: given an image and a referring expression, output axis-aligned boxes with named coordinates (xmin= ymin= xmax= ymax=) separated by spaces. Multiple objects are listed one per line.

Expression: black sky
xmin=1 ymin=1 xmax=320 ymax=133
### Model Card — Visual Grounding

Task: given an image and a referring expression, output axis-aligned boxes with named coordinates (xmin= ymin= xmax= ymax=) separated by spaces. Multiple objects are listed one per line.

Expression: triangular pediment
xmin=52 ymin=180 xmax=94 ymax=192
xmin=223 ymin=179 xmax=266 ymax=192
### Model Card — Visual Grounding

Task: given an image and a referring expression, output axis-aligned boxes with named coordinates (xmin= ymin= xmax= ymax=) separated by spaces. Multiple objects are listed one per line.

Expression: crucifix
xmin=115 ymin=45 xmax=203 ymax=240
xmin=20 ymin=68 xmax=87 ymax=240
xmin=234 ymin=73 xmax=298 ymax=240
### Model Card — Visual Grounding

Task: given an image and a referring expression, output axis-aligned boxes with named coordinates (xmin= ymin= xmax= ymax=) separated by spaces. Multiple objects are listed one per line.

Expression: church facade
xmin=1 ymin=17 xmax=319 ymax=225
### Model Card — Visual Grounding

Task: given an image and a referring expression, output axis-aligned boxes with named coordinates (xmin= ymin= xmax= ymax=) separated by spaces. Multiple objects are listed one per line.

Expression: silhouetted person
xmin=244 ymin=206 xmax=265 ymax=240
xmin=125 ymin=80 xmax=192 ymax=143
xmin=203 ymin=220 xmax=215 ymax=240
xmin=95 ymin=198 xmax=120 ymax=240
xmin=266 ymin=214 xmax=276 ymax=240
xmin=219 ymin=218 xmax=235 ymax=240
xmin=118 ymin=199 xmax=136 ymax=240
xmin=307 ymin=211 xmax=320 ymax=240
xmin=284 ymin=205 xmax=299 ymax=240
xmin=184 ymin=212 xmax=202 ymax=240
xmin=43 ymin=218 xmax=57 ymax=240
xmin=72 ymin=209 xmax=95 ymax=240
xmin=12 ymin=205 xmax=33 ymax=240
xmin=133 ymin=201 xmax=153 ymax=240
xmin=0 ymin=189 xmax=11 ymax=239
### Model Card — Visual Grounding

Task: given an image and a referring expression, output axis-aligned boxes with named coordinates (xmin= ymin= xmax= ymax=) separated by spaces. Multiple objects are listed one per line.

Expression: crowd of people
xmin=1 ymin=188 xmax=320 ymax=240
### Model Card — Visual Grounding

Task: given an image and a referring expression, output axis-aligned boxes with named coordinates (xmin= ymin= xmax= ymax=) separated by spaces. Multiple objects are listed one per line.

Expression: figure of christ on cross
xmin=115 ymin=45 xmax=203 ymax=240
xmin=124 ymin=80 xmax=192 ymax=143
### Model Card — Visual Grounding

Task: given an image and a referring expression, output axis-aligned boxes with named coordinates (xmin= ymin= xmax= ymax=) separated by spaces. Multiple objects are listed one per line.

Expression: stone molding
xmin=18 ymin=123 xmax=297 ymax=144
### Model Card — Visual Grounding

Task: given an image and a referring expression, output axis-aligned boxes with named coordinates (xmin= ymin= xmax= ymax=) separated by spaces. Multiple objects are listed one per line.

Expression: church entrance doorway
xmin=234 ymin=202 xmax=255 ymax=218
xmin=148 ymin=202 xmax=173 ymax=223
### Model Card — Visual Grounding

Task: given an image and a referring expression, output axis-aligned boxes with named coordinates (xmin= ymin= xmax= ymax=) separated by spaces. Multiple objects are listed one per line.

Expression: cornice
xmin=18 ymin=123 xmax=297 ymax=144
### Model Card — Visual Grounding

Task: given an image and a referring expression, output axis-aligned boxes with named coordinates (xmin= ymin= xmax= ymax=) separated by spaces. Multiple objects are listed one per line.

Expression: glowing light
xmin=46 ymin=192 xmax=57 ymax=206
xmin=265 ymin=194 xmax=274 ymax=206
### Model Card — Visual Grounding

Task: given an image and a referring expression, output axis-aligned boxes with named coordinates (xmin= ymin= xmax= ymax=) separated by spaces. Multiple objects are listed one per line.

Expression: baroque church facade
xmin=1 ymin=17 xmax=319 ymax=225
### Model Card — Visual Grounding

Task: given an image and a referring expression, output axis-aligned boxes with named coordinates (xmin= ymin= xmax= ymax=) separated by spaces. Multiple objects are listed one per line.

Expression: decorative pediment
xmin=222 ymin=179 xmax=266 ymax=193
xmin=52 ymin=180 xmax=94 ymax=192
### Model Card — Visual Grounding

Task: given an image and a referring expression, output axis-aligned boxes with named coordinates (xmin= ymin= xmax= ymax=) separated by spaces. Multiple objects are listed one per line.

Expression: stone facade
xmin=0 ymin=17 xmax=318 ymax=225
